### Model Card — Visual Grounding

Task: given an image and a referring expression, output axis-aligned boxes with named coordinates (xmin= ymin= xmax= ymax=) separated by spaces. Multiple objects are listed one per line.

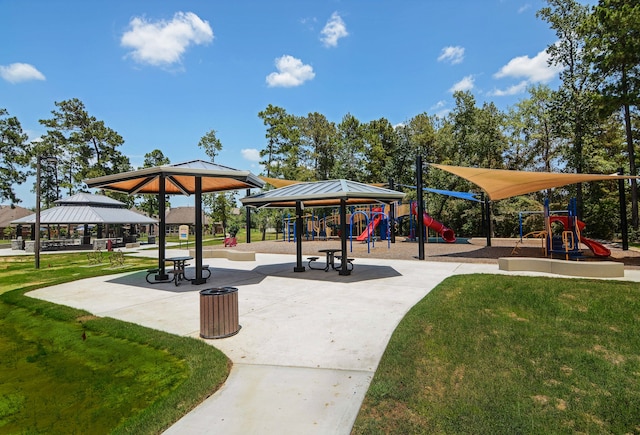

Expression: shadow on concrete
xmin=106 ymin=261 xmax=400 ymax=290
xmin=106 ymin=268 xmax=268 ymax=292
xmin=252 ymin=262 xmax=402 ymax=283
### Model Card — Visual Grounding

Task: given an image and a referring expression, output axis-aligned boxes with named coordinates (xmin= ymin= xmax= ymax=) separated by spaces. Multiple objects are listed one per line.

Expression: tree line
xmin=1 ymin=0 xmax=638 ymax=240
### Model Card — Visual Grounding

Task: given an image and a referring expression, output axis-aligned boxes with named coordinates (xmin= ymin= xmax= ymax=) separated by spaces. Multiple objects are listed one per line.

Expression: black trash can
xmin=147 ymin=235 xmax=156 ymax=244
xmin=200 ymin=287 xmax=240 ymax=339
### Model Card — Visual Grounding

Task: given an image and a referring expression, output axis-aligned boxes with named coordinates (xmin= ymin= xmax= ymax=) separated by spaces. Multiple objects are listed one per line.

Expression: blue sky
xmin=2 ymin=0 xmax=569 ymax=208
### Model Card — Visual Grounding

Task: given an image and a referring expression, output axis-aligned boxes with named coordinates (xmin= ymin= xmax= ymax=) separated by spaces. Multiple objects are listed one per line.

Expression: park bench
xmin=334 ymin=255 xmax=355 ymax=271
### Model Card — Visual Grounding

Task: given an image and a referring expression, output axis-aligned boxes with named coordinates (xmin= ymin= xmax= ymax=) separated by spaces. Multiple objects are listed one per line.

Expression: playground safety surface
xmin=233 ymin=237 xmax=640 ymax=268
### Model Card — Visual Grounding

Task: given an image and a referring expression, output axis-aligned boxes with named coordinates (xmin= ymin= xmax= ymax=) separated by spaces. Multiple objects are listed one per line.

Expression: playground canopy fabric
xmin=430 ymin=164 xmax=638 ymax=201
xmin=397 ymin=184 xmax=481 ymax=202
xmin=259 ymin=176 xmax=301 ymax=188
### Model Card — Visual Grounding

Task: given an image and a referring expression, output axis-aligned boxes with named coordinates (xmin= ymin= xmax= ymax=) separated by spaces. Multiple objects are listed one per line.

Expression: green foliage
xmin=198 ymin=129 xmax=223 ymax=162
xmin=36 ymin=98 xmax=131 ymax=203
xmin=583 ymin=0 xmax=640 ymax=229
xmin=0 ymin=108 xmax=30 ymax=205
xmin=137 ymin=149 xmax=171 ymax=217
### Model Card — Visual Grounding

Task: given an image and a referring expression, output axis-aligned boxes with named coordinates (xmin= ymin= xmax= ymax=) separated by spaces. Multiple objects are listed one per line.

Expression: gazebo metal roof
xmin=12 ymin=193 xmax=156 ymax=225
xmin=241 ymin=179 xmax=405 ymax=208
xmin=54 ymin=192 xmax=124 ymax=207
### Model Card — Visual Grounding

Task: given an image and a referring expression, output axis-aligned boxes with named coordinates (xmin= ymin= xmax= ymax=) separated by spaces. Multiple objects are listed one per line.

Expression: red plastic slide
xmin=357 ymin=214 xmax=382 ymax=241
xmin=549 ymin=216 xmax=611 ymax=257
xmin=580 ymin=237 xmax=611 ymax=257
xmin=411 ymin=203 xmax=456 ymax=243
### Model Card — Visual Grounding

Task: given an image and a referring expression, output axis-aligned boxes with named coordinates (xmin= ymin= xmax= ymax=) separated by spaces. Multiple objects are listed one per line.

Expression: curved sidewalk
xmin=26 ymin=251 xmax=640 ymax=434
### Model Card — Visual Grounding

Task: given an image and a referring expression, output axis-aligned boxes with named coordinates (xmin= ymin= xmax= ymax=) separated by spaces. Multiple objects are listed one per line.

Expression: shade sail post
xmin=484 ymin=195 xmax=492 ymax=247
xmin=294 ymin=201 xmax=305 ymax=272
xmin=480 ymin=193 xmax=486 ymax=239
xmin=416 ymin=155 xmax=425 ymax=260
xmin=192 ymin=176 xmax=206 ymax=284
xmin=156 ymin=175 xmax=168 ymax=280
xmin=619 ymin=168 xmax=629 ymax=251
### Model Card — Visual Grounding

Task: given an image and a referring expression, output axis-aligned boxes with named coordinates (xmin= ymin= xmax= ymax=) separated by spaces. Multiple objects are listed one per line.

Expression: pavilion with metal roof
xmin=12 ymin=192 xmax=157 ymax=249
xmin=86 ymin=160 xmax=265 ymax=284
xmin=13 ymin=193 xmax=156 ymax=226
xmin=242 ymin=179 xmax=405 ymax=275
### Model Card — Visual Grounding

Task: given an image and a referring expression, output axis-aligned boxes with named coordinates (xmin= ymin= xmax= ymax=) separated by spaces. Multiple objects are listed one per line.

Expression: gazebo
xmin=85 ymin=160 xmax=264 ymax=284
xmin=11 ymin=192 xmax=157 ymax=250
xmin=241 ymin=179 xmax=406 ymax=275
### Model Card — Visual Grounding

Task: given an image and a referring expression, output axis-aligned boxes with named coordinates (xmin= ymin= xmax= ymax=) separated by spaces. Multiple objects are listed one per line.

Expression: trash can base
xmin=200 ymin=324 xmax=242 ymax=340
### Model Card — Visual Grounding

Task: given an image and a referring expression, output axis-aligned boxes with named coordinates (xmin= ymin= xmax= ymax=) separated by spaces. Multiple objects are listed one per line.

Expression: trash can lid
xmin=200 ymin=287 xmax=238 ymax=295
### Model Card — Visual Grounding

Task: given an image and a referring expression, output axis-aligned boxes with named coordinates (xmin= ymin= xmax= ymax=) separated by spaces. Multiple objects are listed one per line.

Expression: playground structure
xmin=515 ymin=198 xmax=610 ymax=260
xmin=281 ymin=201 xmax=458 ymax=248
xmin=409 ymin=202 xmax=456 ymax=243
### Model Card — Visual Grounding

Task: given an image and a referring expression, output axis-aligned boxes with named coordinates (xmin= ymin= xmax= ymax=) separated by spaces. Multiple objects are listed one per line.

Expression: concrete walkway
xmin=23 ymin=249 xmax=640 ymax=434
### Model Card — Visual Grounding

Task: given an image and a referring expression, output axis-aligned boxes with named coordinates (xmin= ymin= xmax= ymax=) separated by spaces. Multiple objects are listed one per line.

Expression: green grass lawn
xmin=353 ymin=274 xmax=640 ymax=434
xmin=0 ymin=253 xmax=230 ymax=434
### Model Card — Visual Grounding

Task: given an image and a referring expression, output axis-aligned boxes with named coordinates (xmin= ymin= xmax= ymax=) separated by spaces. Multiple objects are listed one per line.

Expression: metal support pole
xmin=416 ymin=155 xmax=425 ymax=260
xmin=35 ymin=157 xmax=41 ymax=269
xmin=339 ymin=199 xmax=350 ymax=275
xmin=389 ymin=178 xmax=396 ymax=244
xmin=192 ymin=176 xmax=206 ymax=284
xmin=619 ymin=168 xmax=629 ymax=251
xmin=156 ymin=175 xmax=168 ymax=280
xmin=246 ymin=189 xmax=251 ymax=243
xmin=294 ymin=201 xmax=305 ymax=272
xmin=485 ymin=195 xmax=492 ymax=247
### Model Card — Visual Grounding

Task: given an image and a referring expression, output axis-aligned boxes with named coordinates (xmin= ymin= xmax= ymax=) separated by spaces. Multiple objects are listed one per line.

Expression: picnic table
xmin=308 ymin=248 xmax=343 ymax=271
xmin=166 ymin=256 xmax=193 ymax=286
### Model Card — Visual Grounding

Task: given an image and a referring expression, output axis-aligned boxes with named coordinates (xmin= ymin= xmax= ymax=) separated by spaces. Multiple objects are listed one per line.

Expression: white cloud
xmin=490 ymin=48 xmax=562 ymax=97
xmin=241 ymin=148 xmax=261 ymax=162
xmin=0 ymin=63 xmax=45 ymax=83
xmin=121 ymin=11 xmax=213 ymax=67
xmin=493 ymin=48 xmax=561 ymax=83
xmin=488 ymin=80 xmax=529 ymax=97
xmin=430 ymin=100 xmax=450 ymax=118
xmin=320 ymin=12 xmax=348 ymax=47
xmin=449 ymin=75 xmax=475 ymax=93
xmin=437 ymin=46 xmax=465 ymax=65
xmin=266 ymin=55 xmax=315 ymax=88
xmin=518 ymin=4 xmax=532 ymax=13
